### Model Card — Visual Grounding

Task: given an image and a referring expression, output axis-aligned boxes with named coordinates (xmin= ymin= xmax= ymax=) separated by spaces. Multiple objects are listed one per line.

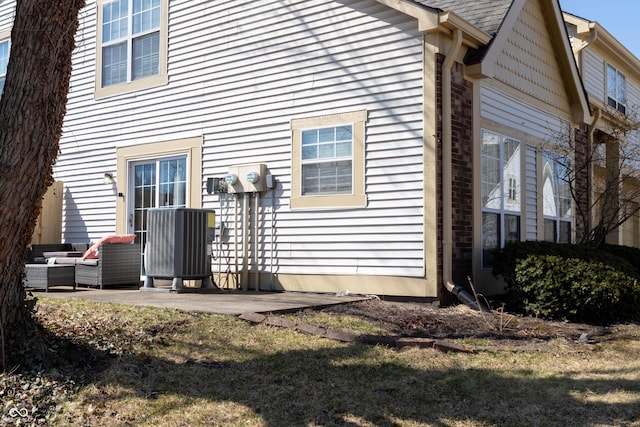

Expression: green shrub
xmin=493 ymin=241 xmax=640 ymax=324
xmin=513 ymin=255 xmax=640 ymax=324
xmin=600 ymin=244 xmax=640 ymax=278
xmin=493 ymin=241 xmax=637 ymax=286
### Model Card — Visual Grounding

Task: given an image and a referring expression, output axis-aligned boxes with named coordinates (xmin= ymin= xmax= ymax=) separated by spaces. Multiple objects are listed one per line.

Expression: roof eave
xmin=374 ymin=0 xmax=491 ymax=49
xmin=433 ymin=11 xmax=492 ymax=49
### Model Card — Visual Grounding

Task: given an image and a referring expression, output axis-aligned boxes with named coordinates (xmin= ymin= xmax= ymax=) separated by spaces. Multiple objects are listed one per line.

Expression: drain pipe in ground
xmin=440 ymin=28 xmax=490 ymax=313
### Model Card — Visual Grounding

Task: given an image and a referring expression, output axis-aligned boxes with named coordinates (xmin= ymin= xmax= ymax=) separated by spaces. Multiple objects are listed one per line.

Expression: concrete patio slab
xmin=36 ymin=286 xmax=367 ymax=315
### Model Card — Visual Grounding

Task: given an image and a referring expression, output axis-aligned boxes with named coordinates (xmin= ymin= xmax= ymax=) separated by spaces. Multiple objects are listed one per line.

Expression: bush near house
xmin=493 ymin=241 xmax=640 ymax=324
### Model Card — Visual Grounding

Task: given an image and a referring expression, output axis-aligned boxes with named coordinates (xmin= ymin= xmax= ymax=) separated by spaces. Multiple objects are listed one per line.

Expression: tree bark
xmin=0 ymin=0 xmax=84 ymax=368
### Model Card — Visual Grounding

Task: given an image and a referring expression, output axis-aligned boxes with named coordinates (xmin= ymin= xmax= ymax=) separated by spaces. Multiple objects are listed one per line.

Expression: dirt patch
xmin=292 ymin=299 xmax=640 ymax=351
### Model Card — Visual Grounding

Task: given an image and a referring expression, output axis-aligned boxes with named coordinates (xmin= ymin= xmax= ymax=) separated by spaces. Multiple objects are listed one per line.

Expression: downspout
xmin=579 ymin=27 xmax=599 ymax=242
xmin=441 ymin=28 xmax=490 ymax=312
xmin=588 ymin=107 xmax=602 ymax=241
xmin=574 ymin=26 xmax=597 ymax=57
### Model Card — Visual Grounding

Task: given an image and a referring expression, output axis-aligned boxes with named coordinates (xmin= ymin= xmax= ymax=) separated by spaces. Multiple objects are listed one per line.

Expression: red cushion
xmin=82 ymin=234 xmax=136 ymax=259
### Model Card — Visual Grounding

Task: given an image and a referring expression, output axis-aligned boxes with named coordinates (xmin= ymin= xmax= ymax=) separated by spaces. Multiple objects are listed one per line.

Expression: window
xmin=607 ymin=64 xmax=626 ymax=114
xmin=301 ymin=125 xmax=353 ymax=195
xmin=481 ymin=129 xmax=521 ymax=268
xmin=96 ymin=0 xmax=168 ymax=98
xmin=507 ymin=176 xmax=517 ymax=201
xmin=0 ymin=38 xmax=9 ymax=96
xmin=291 ymin=111 xmax=367 ymax=209
xmin=542 ymin=151 xmax=572 ymax=243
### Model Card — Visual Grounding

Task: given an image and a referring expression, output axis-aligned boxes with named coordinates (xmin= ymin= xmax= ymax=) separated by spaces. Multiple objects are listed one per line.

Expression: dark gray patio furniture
xmin=24 ymin=264 xmax=76 ymax=292
xmin=75 ymin=243 xmax=141 ymax=289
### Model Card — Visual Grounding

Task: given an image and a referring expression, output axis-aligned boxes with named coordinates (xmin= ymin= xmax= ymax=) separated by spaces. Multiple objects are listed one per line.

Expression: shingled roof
xmin=410 ymin=0 xmax=513 ymax=35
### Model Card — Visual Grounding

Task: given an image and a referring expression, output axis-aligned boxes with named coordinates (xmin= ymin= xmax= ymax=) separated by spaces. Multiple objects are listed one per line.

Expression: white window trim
xmin=115 ymin=136 xmax=203 ymax=234
xmin=95 ymin=0 xmax=168 ymax=99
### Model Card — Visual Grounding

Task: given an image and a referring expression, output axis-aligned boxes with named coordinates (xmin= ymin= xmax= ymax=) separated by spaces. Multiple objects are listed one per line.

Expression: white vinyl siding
xmin=582 ymin=49 xmax=605 ymax=104
xmin=56 ymin=0 xmax=426 ymax=278
xmin=0 ymin=2 xmax=14 ymax=30
xmin=480 ymin=84 xmax=566 ymax=140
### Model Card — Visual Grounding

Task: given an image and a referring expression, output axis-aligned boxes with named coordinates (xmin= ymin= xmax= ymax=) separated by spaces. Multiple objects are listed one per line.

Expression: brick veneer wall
xmin=436 ymin=55 xmax=474 ymax=298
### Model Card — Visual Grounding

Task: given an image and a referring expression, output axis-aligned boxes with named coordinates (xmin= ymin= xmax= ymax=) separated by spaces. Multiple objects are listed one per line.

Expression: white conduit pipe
xmin=269 ymin=186 xmax=275 ymax=291
xmin=242 ymin=193 xmax=249 ymax=291
xmin=254 ymin=192 xmax=260 ymax=291
xmin=234 ymin=194 xmax=239 ymax=289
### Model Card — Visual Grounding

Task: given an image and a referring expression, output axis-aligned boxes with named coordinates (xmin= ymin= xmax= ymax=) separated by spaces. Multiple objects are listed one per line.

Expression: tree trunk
xmin=0 ymin=0 xmax=84 ymax=368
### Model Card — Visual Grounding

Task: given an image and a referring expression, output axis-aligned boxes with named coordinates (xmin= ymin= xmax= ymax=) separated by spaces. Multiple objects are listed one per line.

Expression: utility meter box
xmin=225 ymin=163 xmax=267 ymax=193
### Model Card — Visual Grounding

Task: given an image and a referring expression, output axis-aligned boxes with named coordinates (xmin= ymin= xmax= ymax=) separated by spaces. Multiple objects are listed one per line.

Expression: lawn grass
xmin=20 ymin=297 xmax=640 ymax=426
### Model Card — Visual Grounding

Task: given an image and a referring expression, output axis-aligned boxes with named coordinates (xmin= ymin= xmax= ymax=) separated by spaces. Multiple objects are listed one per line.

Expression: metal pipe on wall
xmin=254 ymin=192 xmax=260 ymax=291
xmin=234 ymin=193 xmax=239 ymax=289
xmin=242 ymin=193 xmax=249 ymax=290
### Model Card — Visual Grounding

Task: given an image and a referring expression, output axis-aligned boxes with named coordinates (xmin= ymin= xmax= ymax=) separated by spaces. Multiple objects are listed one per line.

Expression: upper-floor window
xmin=0 ymin=38 xmax=9 ymax=96
xmin=96 ymin=0 xmax=168 ymax=98
xmin=290 ymin=111 xmax=367 ymax=209
xmin=607 ymin=64 xmax=626 ymax=114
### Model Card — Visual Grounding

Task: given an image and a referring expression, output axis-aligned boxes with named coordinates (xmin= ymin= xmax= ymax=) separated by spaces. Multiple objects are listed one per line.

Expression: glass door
xmin=129 ymin=156 xmax=188 ymax=273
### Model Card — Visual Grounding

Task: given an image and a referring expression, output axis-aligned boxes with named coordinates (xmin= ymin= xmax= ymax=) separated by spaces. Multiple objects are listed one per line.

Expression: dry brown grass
xmin=3 ymin=297 xmax=638 ymax=426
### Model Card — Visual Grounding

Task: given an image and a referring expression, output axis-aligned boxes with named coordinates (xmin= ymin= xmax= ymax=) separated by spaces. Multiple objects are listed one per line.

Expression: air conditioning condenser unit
xmin=143 ymin=208 xmax=215 ymax=290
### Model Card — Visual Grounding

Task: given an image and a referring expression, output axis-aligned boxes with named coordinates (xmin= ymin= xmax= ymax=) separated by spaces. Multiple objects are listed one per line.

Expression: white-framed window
xmin=0 ymin=38 xmax=10 ymax=95
xmin=542 ymin=151 xmax=572 ymax=243
xmin=481 ymin=129 xmax=521 ymax=268
xmin=290 ymin=111 xmax=367 ymax=209
xmin=96 ymin=0 xmax=167 ymax=98
xmin=301 ymin=125 xmax=353 ymax=195
xmin=607 ymin=64 xmax=626 ymax=114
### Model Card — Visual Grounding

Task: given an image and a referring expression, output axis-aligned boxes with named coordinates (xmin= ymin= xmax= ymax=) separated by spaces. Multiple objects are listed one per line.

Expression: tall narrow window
xmin=96 ymin=0 xmax=167 ymax=98
xmin=542 ymin=152 xmax=572 ymax=243
xmin=0 ymin=39 xmax=9 ymax=95
xmin=481 ymin=130 xmax=521 ymax=268
xmin=607 ymin=64 xmax=626 ymax=114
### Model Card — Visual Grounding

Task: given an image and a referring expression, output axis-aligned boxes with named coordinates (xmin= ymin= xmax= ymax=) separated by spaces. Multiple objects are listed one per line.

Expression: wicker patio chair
xmin=75 ymin=243 xmax=141 ymax=289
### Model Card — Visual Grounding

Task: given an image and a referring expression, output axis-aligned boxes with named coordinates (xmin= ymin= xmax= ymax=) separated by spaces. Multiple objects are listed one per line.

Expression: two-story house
xmin=3 ymin=0 xmax=592 ymax=301
xmin=564 ymin=12 xmax=640 ymax=248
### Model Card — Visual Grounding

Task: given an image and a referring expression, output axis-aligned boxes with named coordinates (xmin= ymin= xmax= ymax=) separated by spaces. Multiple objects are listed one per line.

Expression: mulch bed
xmin=271 ymin=299 xmax=639 ymax=352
